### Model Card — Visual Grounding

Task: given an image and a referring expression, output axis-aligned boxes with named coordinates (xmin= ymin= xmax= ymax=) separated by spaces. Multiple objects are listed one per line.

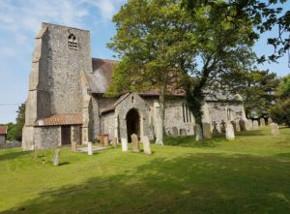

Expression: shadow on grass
xmin=0 ymin=149 xmax=30 ymax=162
xmin=4 ymin=152 xmax=290 ymax=214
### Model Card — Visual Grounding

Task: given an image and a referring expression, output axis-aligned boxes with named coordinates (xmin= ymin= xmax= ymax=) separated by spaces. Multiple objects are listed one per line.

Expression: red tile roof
xmin=36 ymin=113 xmax=82 ymax=126
xmin=0 ymin=126 xmax=7 ymax=135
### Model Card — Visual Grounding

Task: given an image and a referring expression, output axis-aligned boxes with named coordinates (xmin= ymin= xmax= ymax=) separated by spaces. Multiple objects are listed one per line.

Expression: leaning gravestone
xmin=142 ymin=136 xmax=152 ymax=155
xmin=270 ymin=123 xmax=280 ymax=136
xmin=252 ymin=120 xmax=259 ymax=130
xmin=202 ymin=123 xmax=212 ymax=139
xmin=52 ymin=148 xmax=60 ymax=166
xmin=88 ymin=142 xmax=93 ymax=155
xmin=195 ymin=124 xmax=203 ymax=141
xmin=226 ymin=122 xmax=235 ymax=141
xmin=121 ymin=138 xmax=128 ymax=152
xmin=131 ymin=134 xmax=140 ymax=152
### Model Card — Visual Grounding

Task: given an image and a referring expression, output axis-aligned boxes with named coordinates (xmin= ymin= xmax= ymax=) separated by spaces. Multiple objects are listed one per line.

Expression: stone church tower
xmin=22 ymin=23 xmax=92 ymax=150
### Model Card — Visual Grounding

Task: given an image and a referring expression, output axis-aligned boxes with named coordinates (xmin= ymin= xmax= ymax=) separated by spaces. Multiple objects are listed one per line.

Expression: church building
xmin=22 ymin=23 xmax=246 ymax=150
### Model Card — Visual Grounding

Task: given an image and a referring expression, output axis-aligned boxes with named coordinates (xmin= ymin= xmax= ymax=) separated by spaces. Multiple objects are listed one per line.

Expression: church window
xmin=68 ymin=33 xmax=78 ymax=50
xmin=182 ymin=103 xmax=192 ymax=123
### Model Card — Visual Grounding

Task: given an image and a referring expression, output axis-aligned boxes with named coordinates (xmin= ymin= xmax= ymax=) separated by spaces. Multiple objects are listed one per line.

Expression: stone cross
xmin=52 ymin=148 xmax=60 ymax=166
xmin=121 ymin=138 xmax=128 ymax=152
xmin=226 ymin=122 xmax=235 ymax=141
xmin=88 ymin=141 xmax=93 ymax=155
xmin=131 ymin=134 xmax=140 ymax=152
xmin=270 ymin=123 xmax=280 ymax=136
xmin=195 ymin=124 xmax=203 ymax=141
xmin=142 ymin=136 xmax=152 ymax=155
xmin=202 ymin=123 xmax=212 ymax=139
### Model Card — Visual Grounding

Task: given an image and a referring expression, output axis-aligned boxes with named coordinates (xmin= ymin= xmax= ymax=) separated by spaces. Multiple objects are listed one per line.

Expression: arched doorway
xmin=126 ymin=108 xmax=140 ymax=142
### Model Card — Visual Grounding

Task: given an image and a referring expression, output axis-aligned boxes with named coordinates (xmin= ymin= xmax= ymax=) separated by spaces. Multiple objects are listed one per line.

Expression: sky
xmin=0 ymin=0 xmax=289 ymax=124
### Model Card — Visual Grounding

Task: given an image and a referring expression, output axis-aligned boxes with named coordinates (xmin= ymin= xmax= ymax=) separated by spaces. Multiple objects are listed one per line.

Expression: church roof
xmin=0 ymin=126 xmax=7 ymax=135
xmin=35 ymin=113 xmax=82 ymax=126
xmin=88 ymin=58 xmax=117 ymax=94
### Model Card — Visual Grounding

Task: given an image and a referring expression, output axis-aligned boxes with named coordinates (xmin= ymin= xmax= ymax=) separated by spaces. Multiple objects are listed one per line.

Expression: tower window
xmin=68 ymin=33 xmax=78 ymax=50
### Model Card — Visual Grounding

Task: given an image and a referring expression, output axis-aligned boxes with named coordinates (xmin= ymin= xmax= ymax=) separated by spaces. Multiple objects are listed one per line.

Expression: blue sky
xmin=0 ymin=0 xmax=289 ymax=124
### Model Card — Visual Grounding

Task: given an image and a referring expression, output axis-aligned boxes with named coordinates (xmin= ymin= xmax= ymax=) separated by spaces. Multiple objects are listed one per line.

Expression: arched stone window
xmin=68 ymin=33 xmax=78 ymax=50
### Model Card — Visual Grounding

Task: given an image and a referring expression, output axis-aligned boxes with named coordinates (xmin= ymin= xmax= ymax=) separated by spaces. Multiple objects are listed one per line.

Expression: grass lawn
xmin=1 ymin=127 xmax=290 ymax=213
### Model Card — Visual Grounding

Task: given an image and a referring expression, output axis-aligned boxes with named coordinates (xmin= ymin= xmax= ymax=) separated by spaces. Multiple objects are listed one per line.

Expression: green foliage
xmin=222 ymin=69 xmax=279 ymax=118
xmin=6 ymin=103 xmax=25 ymax=141
xmin=270 ymin=99 xmax=290 ymax=126
xmin=270 ymin=75 xmax=290 ymax=126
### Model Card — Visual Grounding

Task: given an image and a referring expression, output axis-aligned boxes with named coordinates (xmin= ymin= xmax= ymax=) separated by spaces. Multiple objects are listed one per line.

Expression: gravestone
xmin=270 ymin=123 xmax=280 ymax=136
xmin=52 ymin=148 xmax=60 ymax=166
xmin=195 ymin=124 xmax=203 ymax=141
xmin=221 ymin=120 xmax=226 ymax=133
xmin=131 ymin=134 xmax=140 ymax=152
xmin=268 ymin=117 xmax=273 ymax=124
xmin=142 ymin=136 xmax=152 ymax=155
xmin=239 ymin=119 xmax=246 ymax=131
xmin=246 ymin=120 xmax=252 ymax=130
xmin=71 ymin=142 xmax=77 ymax=152
xmin=111 ymin=137 xmax=118 ymax=148
xmin=103 ymin=135 xmax=109 ymax=147
xmin=212 ymin=121 xmax=220 ymax=135
xmin=172 ymin=127 xmax=178 ymax=136
xmin=121 ymin=138 xmax=128 ymax=152
xmin=88 ymin=141 xmax=93 ymax=155
xmin=235 ymin=120 xmax=241 ymax=132
xmin=260 ymin=118 xmax=266 ymax=127
xmin=180 ymin=129 xmax=186 ymax=136
xmin=202 ymin=123 xmax=212 ymax=139
xmin=226 ymin=122 xmax=235 ymax=141
xmin=252 ymin=120 xmax=259 ymax=130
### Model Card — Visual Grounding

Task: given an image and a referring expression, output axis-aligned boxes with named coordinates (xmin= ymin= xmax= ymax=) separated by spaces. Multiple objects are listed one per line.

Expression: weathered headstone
xmin=121 ymin=138 xmax=128 ymax=152
xmin=131 ymin=134 xmax=140 ymax=152
xmin=239 ymin=119 xmax=246 ymax=131
xmin=268 ymin=117 xmax=273 ymax=124
xmin=270 ymin=123 xmax=280 ymax=136
xmin=71 ymin=142 xmax=77 ymax=152
xmin=246 ymin=119 xmax=252 ymax=130
xmin=52 ymin=148 xmax=60 ymax=166
xmin=111 ymin=137 xmax=118 ymax=148
xmin=221 ymin=120 xmax=226 ymax=133
xmin=195 ymin=124 xmax=203 ymax=141
xmin=103 ymin=135 xmax=109 ymax=147
xmin=212 ymin=121 xmax=220 ymax=135
xmin=172 ymin=127 xmax=178 ymax=136
xmin=260 ymin=118 xmax=266 ymax=127
xmin=202 ymin=123 xmax=212 ymax=139
xmin=226 ymin=122 xmax=235 ymax=141
xmin=235 ymin=120 xmax=241 ymax=132
xmin=88 ymin=141 xmax=93 ymax=155
xmin=252 ymin=120 xmax=259 ymax=130
xmin=142 ymin=136 xmax=152 ymax=155
xmin=180 ymin=129 xmax=186 ymax=136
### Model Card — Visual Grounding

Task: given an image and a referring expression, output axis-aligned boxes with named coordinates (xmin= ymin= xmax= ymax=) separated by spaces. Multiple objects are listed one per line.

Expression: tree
xmin=6 ymin=103 xmax=25 ymax=141
xmin=108 ymin=0 xmax=195 ymax=144
xmin=182 ymin=0 xmax=290 ymax=62
xmin=110 ymin=0 xmax=256 ymax=142
xmin=270 ymin=75 xmax=290 ymax=126
xmin=221 ymin=69 xmax=279 ymax=118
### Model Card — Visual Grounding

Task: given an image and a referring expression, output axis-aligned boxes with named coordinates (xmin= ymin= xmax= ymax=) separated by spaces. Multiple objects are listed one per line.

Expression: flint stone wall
xmin=34 ymin=126 xmax=61 ymax=149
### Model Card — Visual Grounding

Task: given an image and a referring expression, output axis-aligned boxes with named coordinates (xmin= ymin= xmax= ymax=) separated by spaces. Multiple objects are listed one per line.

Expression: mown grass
xmin=0 ymin=127 xmax=290 ymax=213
